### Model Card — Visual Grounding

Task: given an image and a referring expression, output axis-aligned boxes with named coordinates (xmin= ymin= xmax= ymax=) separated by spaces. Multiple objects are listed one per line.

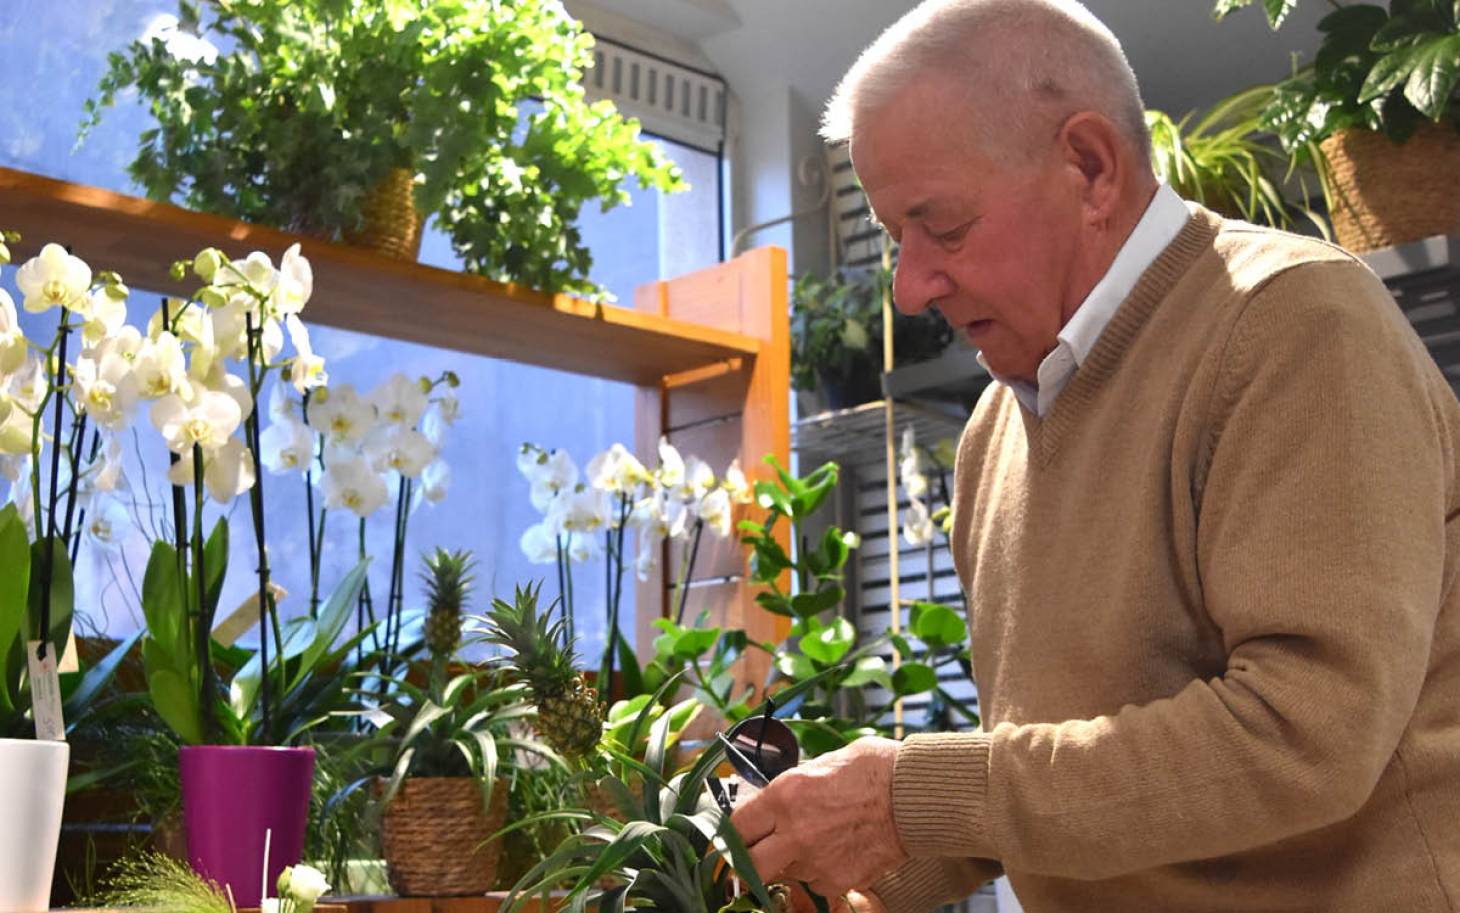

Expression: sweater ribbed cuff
xmin=869 ymin=857 xmax=993 ymax=913
xmin=892 ymin=732 xmax=996 ymax=858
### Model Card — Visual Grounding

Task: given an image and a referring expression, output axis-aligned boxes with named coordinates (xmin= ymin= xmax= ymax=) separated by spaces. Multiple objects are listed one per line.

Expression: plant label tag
xmin=213 ymin=582 xmax=288 ymax=647
xmin=26 ymin=640 xmax=66 ymax=742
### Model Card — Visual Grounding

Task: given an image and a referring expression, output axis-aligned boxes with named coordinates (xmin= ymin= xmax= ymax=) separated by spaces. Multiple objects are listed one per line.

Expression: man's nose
xmin=891 ymin=232 xmax=954 ymax=316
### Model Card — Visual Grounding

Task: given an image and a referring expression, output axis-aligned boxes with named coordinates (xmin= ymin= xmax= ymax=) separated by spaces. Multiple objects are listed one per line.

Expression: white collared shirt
xmin=977 ymin=183 xmax=1191 ymax=416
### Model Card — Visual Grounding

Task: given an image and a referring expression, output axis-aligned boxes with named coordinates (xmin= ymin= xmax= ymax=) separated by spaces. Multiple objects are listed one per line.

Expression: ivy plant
xmin=80 ymin=0 xmax=685 ymax=297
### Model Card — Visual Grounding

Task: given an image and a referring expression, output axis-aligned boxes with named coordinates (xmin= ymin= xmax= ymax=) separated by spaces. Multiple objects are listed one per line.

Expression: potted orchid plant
xmin=514 ymin=436 xmax=753 ymax=699
xmin=0 ymin=233 xmax=137 ymax=912
xmin=114 ymin=242 xmax=381 ymax=905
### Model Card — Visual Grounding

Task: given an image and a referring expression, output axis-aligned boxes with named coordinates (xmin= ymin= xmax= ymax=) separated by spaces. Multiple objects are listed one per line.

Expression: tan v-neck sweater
xmin=876 ymin=207 xmax=1460 ymax=912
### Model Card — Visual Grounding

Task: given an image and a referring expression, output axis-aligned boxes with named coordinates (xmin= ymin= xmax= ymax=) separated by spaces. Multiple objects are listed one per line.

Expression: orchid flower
xmin=71 ymin=350 xmax=135 ymax=432
xmin=166 ymin=436 xmax=257 ymax=503
xmin=15 ymin=243 xmax=91 ymax=314
xmin=722 ymin=458 xmax=754 ymax=504
xmin=285 ymin=314 xmax=327 ymax=394
xmin=365 ymin=426 xmax=436 ymax=479
xmin=151 ymin=390 xmax=243 ymax=454
xmin=307 ymin=383 xmax=375 ymax=445
xmin=520 ymin=520 xmax=559 ymax=564
xmin=0 ymin=288 xmax=25 ymax=374
xmin=699 ymin=487 xmax=734 ymax=538
xmin=370 ymin=372 xmax=428 ymax=427
xmin=260 ymin=416 xmax=315 ymax=475
xmin=84 ymin=495 xmax=131 ymax=551
xmin=321 ymin=455 xmax=390 ymax=517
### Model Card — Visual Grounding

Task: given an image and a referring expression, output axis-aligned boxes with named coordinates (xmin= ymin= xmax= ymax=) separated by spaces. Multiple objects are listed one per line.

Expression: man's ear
xmin=1057 ymin=112 xmax=1126 ymax=226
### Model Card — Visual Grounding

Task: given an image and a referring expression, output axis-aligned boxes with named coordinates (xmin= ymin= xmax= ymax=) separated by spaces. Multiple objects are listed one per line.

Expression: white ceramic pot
xmin=0 ymin=738 xmax=69 ymax=913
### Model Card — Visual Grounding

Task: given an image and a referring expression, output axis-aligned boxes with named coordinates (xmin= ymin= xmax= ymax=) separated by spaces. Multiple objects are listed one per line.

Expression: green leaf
xmin=775 ymin=650 xmax=815 ymax=682
xmin=799 ymin=616 xmax=855 ymax=666
xmin=1360 ymin=45 xmax=1423 ymax=103
xmin=1402 ymin=36 xmax=1460 ymax=119
xmin=141 ymin=541 xmax=187 ymax=661
xmin=1212 ymin=0 xmax=1254 ymax=21
xmin=300 ymin=557 xmax=369 ymax=678
xmin=149 ymin=667 xmax=205 ymax=745
xmin=789 ymin=586 xmax=844 ymax=618
xmin=28 ymin=538 xmax=73 ymax=655
xmin=711 ymin=817 xmax=775 ymax=913
xmin=1263 ymin=0 xmax=1299 ymax=28
xmin=568 ymin=821 xmax=668 ymax=896
xmin=910 ymin=603 xmax=968 ymax=649
xmin=63 ymin=629 xmax=142 ymax=722
xmin=0 ymin=505 xmax=30 ymax=680
xmin=892 ymin=662 xmax=939 ymax=697
xmin=839 ymin=655 xmax=892 ymax=689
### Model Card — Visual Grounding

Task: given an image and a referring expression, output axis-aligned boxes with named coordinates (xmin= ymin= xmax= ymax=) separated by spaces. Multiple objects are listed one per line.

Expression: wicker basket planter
xmin=1320 ymin=123 xmax=1460 ymax=253
xmin=343 ymin=167 xmax=425 ymax=261
xmin=381 ymin=776 xmax=508 ymax=896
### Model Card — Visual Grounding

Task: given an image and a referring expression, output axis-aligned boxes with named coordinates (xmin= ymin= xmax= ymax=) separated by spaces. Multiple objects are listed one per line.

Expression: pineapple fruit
xmin=422 ymin=548 xmax=476 ymax=660
xmin=480 ymin=584 xmax=602 ymax=762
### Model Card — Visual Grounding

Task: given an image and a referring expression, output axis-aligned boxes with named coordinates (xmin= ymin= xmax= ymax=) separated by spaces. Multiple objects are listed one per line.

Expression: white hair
xmin=824 ymin=0 xmax=1150 ymax=166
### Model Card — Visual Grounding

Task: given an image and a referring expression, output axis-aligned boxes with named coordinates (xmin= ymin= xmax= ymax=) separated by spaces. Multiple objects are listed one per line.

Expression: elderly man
xmin=731 ymin=1 xmax=1460 ymax=911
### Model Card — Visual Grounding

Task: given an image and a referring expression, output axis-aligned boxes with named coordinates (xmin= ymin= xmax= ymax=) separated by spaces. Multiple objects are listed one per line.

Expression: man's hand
xmin=731 ymin=736 xmax=908 ymax=898
xmin=778 ymin=884 xmax=889 ymax=913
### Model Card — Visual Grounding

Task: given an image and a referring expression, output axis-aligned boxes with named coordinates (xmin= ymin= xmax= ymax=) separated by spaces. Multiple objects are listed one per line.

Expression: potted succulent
xmin=350 ymin=552 xmax=553 ymax=897
xmin=1215 ymin=0 xmax=1460 ymax=250
xmin=791 ymin=268 xmax=952 ymax=414
xmin=79 ymin=0 xmax=684 ymax=295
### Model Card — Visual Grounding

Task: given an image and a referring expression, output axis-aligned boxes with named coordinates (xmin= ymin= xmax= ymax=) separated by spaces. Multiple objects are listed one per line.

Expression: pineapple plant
xmin=475 ymin=584 xmax=603 ymax=763
xmin=422 ymin=547 xmax=476 ymax=661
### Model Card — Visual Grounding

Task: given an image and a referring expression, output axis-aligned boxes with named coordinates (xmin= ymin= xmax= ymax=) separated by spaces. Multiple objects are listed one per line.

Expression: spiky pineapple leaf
xmin=568 ymin=821 xmax=670 ymax=898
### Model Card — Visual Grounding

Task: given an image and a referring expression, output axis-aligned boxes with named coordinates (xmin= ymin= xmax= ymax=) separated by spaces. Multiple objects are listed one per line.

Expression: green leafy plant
xmin=1146 ymin=84 xmax=1329 ymax=234
xmin=791 ymin=268 xmax=952 ymax=407
xmin=140 ymin=523 xmax=374 ymax=745
xmin=80 ymin=0 xmax=685 ymax=296
xmin=1216 ymin=0 xmax=1460 ymax=147
xmin=496 ymin=674 xmax=844 ymax=913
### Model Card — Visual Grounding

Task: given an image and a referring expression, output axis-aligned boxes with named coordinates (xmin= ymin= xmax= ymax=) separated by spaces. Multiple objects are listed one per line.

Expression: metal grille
xmin=583 ymin=36 xmax=727 ymax=154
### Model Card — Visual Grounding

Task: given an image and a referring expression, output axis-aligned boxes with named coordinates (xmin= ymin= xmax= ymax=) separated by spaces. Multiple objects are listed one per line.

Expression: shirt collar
xmin=976 ymin=183 xmax=1191 ymax=414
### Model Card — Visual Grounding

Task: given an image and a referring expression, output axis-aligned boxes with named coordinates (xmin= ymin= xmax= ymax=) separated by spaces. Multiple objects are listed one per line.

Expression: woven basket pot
xmin=1320 ymin=123 xmax=1460 ymax=253
xmin=381 ymin=776 xmax=508 ymax=896
xmin=343 ymin=167 xmax=424 ymax=261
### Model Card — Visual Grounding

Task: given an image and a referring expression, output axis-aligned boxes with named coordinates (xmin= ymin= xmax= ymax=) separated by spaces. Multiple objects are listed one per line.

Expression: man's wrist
xmin=892 ymin=732 xmax=997 ymax=859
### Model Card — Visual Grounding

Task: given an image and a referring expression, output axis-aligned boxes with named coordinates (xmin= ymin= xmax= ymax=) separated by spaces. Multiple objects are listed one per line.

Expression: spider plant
xmin=1146 ymin=83 xmax=1331 ymax=237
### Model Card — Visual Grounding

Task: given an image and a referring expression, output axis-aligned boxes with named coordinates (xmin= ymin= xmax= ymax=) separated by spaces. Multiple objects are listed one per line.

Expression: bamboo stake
xmin=881 ymin=237 xmax=904 ymax=738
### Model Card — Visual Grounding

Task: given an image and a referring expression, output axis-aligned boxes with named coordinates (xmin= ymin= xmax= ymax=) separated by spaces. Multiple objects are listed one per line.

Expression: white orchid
xmin=8 ymin=353 xmax=47 ymax=413
xmin=227 ymin=250 xmax=280 ymax=300
xmin=273 ymin=244 xmax=313 ymax=317
xmin=656 ymin=436 xmax=685 ymax=490
xmin=631 ymin=489 xmax=689 ymax=541
xmin=679 ymin=455 xmax=715 ymax=503
xmin=166 ymin=436 xmax=257 ymax=503
xmin=268 ymin=380 xmax=299 ymax=423
xmin=366 ymin=426 xmax=436 ymax=479
xmin=899 ymin=427 xmax=929 ymax=499
xmin=566 ymin=533 xmax=600 ymax=563
xmin=370 ymin=373 xmax=428 ymax=428
xmin=0 ymin=288 xmax=29 ymax=374
xmin=83 ymin=285 xmax=128 ymax=346
xmin=903 ymin=499 xmax=935 ymax=548
xmin=321 ymin=456 xmax=390 ymax=517
xmin=436 ymin=390 xmax=459 ymax=425
xmin=72 ymin=350 xmax=135 ymax=432
xmin=148 ymin=298 xmax=206 ymax=346
xmin=548 ymin=487 xmax=611 ymax=537
xmin=417 ymin=458 xmax=451 ymax=505
xmin=131 ymin=332 xmax=191 ymax=401
xmin=15 ymin=243 xmax=91 ymax=314
xmin=84 ymin=495 xmax=131 ymax=551
xmin=586 ymin=443 xmax=649 ymax=494
xmin=0 ymin=450 xmax=30 ymax=483
xmin=151 ymin=390 xmax=243 ymax=454
xmin=308 ymin=383 xmax=375 ymax=445
xmin=520 ymin=520 xmax=559 ymax=564
xmin=93 ymin=435 xmax=126 ymax=493
xmin=722 ymin=458 xmax=754 ymax=504
xmin=524 ymin=448 xmax=579 ymax=512
xmin=0 ymin=395 xmax=31 ymax=455
xmin=286 ymin=314 xmax=327 ymax=394
xmin=699 ymin=487 xmax=734 ymax=538
xmin=260 ymin=416 xmax=315 ymax=475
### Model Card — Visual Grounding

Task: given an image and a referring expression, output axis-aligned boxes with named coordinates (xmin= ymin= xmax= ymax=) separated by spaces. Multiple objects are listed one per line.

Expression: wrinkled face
xmin=851 ymin=82 xmax=1088 ymax=383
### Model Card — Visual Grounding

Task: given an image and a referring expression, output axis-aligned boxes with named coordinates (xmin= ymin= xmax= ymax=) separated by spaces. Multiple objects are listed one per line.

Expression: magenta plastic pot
xmin=179 ymin=745 xmax=315 ymax=906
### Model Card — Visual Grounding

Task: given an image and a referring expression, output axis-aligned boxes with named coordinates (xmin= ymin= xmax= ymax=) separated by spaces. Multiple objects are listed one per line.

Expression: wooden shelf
xmin=0 ymin=168 xmax=759 ymax=386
